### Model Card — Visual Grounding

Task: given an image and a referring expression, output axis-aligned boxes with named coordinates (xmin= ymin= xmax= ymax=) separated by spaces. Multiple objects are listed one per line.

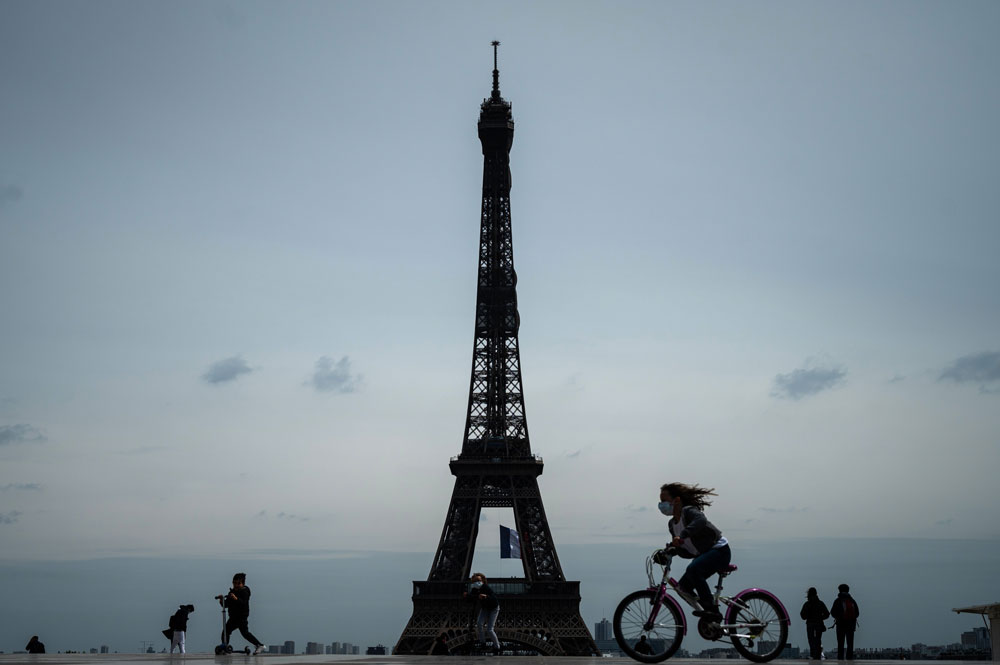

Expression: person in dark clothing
xmin=633 ymin=635 xmax=653 ymax=655
xmin=658 ymin=482 xmax=730 ymax=622
xmin=431 ymin=633 xmax=451 ymax=655
xmin=25 ymin=636 xmax=45 ymax=654
xmin=215 ymin=572 xmax=265 ymax=655
xmin=168 ymin=604 xmax=195 ymax=654
xmin=800 ymin=587 xmax=830 ymax=659
xmin=830 ymin=583 xmax=860 ymax=660
xmin=463 ymin=572 xmax=500 ymax=653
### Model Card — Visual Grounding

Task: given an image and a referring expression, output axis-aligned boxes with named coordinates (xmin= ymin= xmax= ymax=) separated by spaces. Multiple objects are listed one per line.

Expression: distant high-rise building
xmin=961 ymin=627 xmax=990 ymax=651
xmin=594 ymin=618 xmax=611 ymax=642
xmin=100 ymin=645 xmax=109 ymax=654
xmin=283 ymin=640 xmax=295 ymax=655
xmin=306 ymin=642 xmax=322 ymax=655
xmin=269 ymin=644 xmax=283 ymax=655
xmin=331 ymin=641 xmax=341 ymax=654
xmin=367 ymin=644 xmax=387 ymax=655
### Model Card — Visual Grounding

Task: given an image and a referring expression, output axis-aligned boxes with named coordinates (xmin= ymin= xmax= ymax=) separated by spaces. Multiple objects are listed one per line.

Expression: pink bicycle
xmin=613 ymin=548 xmax=789 ymax=662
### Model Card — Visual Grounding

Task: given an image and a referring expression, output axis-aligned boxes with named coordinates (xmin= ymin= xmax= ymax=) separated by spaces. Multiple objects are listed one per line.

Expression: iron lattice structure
xmin=394 ymin=44 xmax=598 ymax=657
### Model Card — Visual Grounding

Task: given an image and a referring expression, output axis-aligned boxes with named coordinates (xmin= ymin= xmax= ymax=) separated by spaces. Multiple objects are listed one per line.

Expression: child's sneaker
xmin=253 ymin=645 xmax=266 ymax=655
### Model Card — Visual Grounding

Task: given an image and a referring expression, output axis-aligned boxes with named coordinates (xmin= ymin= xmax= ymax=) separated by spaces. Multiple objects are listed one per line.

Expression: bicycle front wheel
xmin=613 ymin=589 xmax=684 ymax=663
xmin=725 ymin=590 xmax=788 ymax=662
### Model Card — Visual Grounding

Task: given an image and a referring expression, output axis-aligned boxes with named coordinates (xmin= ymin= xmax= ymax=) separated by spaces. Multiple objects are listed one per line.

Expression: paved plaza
xmin=0 ymin=655 xmax=990 ymax=665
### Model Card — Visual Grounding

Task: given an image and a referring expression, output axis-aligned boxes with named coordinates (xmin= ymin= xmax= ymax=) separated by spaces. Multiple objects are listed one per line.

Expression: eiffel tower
xmin=393 ymin=43 xmax=598 ymax=657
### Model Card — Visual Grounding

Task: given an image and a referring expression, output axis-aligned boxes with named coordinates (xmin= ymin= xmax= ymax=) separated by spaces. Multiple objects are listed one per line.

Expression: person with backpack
xmin=167 ymin=604 xmax=195 ymax=654
xmin=800 ymin=587 xmax=830 ymax=659
xmin=830 ymin=583 xmax=860 ymax=660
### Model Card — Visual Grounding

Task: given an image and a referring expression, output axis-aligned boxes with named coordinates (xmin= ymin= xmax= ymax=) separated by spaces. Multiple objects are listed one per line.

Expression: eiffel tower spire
xmin=394 ymin=43 xmax=598 ymax=657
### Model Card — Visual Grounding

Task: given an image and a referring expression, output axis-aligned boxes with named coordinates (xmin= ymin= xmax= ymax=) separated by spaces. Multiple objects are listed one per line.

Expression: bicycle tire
xmin=613 ymin=589 xmax=684 ymax=663
xmin=725 ymin=589 xmax=788 ymax=663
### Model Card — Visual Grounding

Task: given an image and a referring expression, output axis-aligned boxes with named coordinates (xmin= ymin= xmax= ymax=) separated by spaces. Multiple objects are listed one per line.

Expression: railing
xmin=413 ymin=579 xmax=579 ymax=599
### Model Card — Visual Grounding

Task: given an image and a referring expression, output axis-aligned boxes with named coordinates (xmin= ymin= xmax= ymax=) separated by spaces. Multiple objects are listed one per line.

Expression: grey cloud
xmin=256 ymin=510 xmax=309 ymax=522
xmin=566 ymin=450 xmax=581 ymax=458
xmin=1 ymin=510 xmax=22 ymax=525
xmin=0 ymin=483 xmax=41 ymax=492
xmin=308 ymin=356 xmax=360 ymax=393
xmin=0 ymin=183 xmax=23 ymax=209
xmin=938 ymin=351 xmax=1000 ymax=391
xmin=0 ymin=424 xmax=46 ymax=446
xmin=759 ymin=506 xmax=808 ymax=514
xmin=771 ymin=362 xmax=846 ymax=400
xmin=202 ymin=355 xmax=253 ymax=384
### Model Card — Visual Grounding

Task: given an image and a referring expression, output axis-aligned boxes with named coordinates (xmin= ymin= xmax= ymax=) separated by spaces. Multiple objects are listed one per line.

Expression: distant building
xmin=962 ymin=627 xmax=990 ymax=651
xmin=367 ymin=644 xmax=387 ymax=655
xmin=283 ymin=640 xmax=295 ymax=655
xmin=331 ymin=641 xmax=341 ymax=654
xmin=594 ymin=618 xmax=612 ymax=642
xmin=306 ymin=641 xmax=323 ymax=654
xmin=100 ymin=645 xmax=109 ymax=654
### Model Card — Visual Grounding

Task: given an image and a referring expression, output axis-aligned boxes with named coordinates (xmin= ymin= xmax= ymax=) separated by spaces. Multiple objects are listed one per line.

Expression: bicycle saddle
xmin=718 ymin=564 xmax=738 ymax=575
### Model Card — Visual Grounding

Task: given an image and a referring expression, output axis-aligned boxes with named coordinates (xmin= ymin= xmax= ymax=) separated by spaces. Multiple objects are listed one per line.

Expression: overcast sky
xmin=2 ymin=0 xmax=999 ymax=645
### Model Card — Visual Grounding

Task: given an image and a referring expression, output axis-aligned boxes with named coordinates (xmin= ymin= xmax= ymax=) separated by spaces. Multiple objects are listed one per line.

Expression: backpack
xmin=841 ymin=597 xmax=858 ymax=622
xmin=168 ymin=611 xmax=183 ymax=630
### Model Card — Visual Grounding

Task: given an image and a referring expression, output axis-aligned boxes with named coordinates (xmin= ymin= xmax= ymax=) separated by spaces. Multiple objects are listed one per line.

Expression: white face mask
xmin=471 ymin=580 xmax=483 ymax=589
xmin=658 ymin=501 xmax=675 ymax=516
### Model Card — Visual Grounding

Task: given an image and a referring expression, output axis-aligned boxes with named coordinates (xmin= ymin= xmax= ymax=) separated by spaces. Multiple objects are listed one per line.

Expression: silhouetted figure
xmin=215 ymin=572 xmax=265 ymax=655
xmin=168 ymin=604 xmax=195 ymax=654
xmin=830 ymin=583 xmax=860 ymax=660
xmin=634 ymin=635 xmax=653 ymax=655
xmin=800 ymin=587 xmax=830 ymax=659
xmin=25 ymin=636 xmax=45 ymax=654
xmin=659 ymin=482 xmax=730 ymax=621
xmin=431 ymin=633 xmax=450 ymax=655
xmin=463 ymin=572 xmax=500 ymax=653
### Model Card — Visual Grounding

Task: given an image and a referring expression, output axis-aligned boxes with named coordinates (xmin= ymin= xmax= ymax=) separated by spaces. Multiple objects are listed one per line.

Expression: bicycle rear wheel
xmin=613 ymin=589 xmax=684 ymax=663
xmin=725 ymin=590 xmax=788 ymax=662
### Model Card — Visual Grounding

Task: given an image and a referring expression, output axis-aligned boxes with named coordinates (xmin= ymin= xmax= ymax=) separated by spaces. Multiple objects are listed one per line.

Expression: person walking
xmin=830 ymin=583 xmax=860 ymax=660
xmin=25 ymin=636 xmax=45 ymax=654
xmin=463 ymin=572 xmax=500 ymax=654
xmin=168 ymin=604 xmax=195 ymax=654
xmin=215 ymin=572 xmax=266 ymax=655
xmin=800 ymin=587 xmax=829 ymax=659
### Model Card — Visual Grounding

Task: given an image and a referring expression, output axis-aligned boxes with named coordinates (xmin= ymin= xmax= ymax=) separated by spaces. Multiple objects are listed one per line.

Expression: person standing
xmin=830 ymin=583 xmax=860 ymax=660
xmin=25 ymin=636 xmax=45 ymax=654
xmin=168 ymin=604 xmax=195 ymax=654
xmin=658 ymin=482 xmax=731 ymax=621
xmin=800 ymin=587 xmax=829 ymax=659
xmin=215 ymin=572 xmax=266 ymax=655
xmin=463 ymin=572 xmax=500 ymax=654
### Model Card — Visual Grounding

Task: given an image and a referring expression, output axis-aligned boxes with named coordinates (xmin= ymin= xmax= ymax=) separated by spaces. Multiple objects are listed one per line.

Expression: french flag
xmin=500 ymin=525 xmax=521 ymax=559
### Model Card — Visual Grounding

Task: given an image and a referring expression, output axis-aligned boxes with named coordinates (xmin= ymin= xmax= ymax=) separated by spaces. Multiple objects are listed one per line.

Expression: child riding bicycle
xmin=657 ymin=482 xmax=731 ymax=622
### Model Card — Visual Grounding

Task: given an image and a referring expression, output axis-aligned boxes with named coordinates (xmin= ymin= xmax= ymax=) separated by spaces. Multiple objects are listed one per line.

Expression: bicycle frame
xmin=645 ymin=553 xmax=787 ymax=640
